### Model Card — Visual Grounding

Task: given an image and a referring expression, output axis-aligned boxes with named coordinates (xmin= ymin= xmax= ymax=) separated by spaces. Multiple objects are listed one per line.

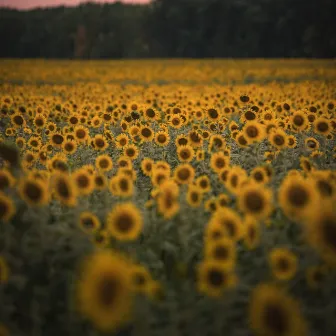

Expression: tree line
xmin=0 ymin=0 xmax=335 ymax=59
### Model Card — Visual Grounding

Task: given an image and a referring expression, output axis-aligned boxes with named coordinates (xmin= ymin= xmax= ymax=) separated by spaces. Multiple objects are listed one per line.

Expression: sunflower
xmin=196 ymin=175 xmax=211 ymax=193
xmin=91 ymin=230 xmax=110 ymax=248
xmin=11 ymin=113 xmax=25 ymax=128
xmin=47 ymin=154 xmax=68 ymax=173
xmin=123 ymin=144 xmax=139 ymax=161
xmin=210 ymin=152 xmax=230 ymax=174
xmin=287 ymin=135 xmax=297 ymax=149
xmin=95 ymin=154 xmax=113 ymax=172
xmin=140 ymin=125 xmax=154 ymax=142
xmin=207 ymin=108 xmax=220 ymax=121
xmin=129 ymin=264 xmax=153 ymax=294
xmin=188 ymin=130 xmax=203 ymax=148
xmin=117 ymin=156 xmax=132 ymax=169
xmin=78 ymin=212 xmax=101 ymax=234
xmin=27 ymin=136 xmax=41 ymax=151
xmin=197 ymin=260 xmax=237 ymax=297
xmin=0 ymin=169 xmax=15 ymax=191
xmin=52 ymin=172 xmax=78 ymax=207
xmin=205 ymin=198 xmax=218 ymax=213
xmin=157 ymin=180 xmax=180 ymax=219
xmin=313 ymin=117 xmax=332 ymax=136
xmin=243 ymin=121 xmax=265 ymax=144
xmin=0 ymin=192 xmax=15 ymax=222
xmin=141 ymin=157 xmax=154 ymax=177
xmin=72 ymin=168 xmax=95 ymax=196
xmin=50 ymin=132 xmax=65 ymax=148
xmin=236 ymin=131 xmax=249 ymax=148
xmin=155 ymin=131 xmax=170 ymax=147
xmin=237 ymin=182 xmax=272 ymax=220
xmin=186 ymin=185 xmax=203 ymax=207
xmin=195 ymin=149 xmax=205 ymax=161
xmin=62 ymin=139 xmax=77 ymax=155
xmin=209 ymin=135 xmax=226 ymax=151
xmin=249 ymin=283 xmax=308 ymax=336
xmin=18 ymin=177 xmax=49 ymax=206
xmin=204 ymin=237 xmax=236 ymax=268
xmin=304 ymin=137 xmax=319 ymax=151
xmin=250 ymin=167 xmax=269 ymax=184
xmin=177 ymin=145 xmax=195 ymax=163
xmin=305 ymin=265 xmax=328 ymax=290
xmin=304 ymin=201 xmax=336 ymax=266
xmin=74 ymin=125 xmax=89 ymax=143
xmin=269 ymin=248 xmax=298 ymax=281
xmin=34 ymin=114 xmax=47 ymax=129
xmin=268 ymin=129 xmax=288 ymax=150
xmin=110 ymin=174 xmax=134 ymax=197
xmin=174 ymin=164 xmax=195 ymax=185
xmin=76 ymin=250 xmax=133 ymax=332
xmin=92 ymin=135 xmax=108 ymax=151
xmin=22 ymin=150 xmax=36 ymax=168
xmin=175 ymin=134 xmax=189 ymax=147
xmin=91 ymin=115 xmax=102 ymax=128
xmin=169 ymin=115 xmax=183 ymax=129
xmin=278 ymin=174 xmax=319 ymax=221
xmin=217 ymin=193 xmax=230 ymax=208
xmin=244 ymin=216 xmax=260 ymax=250
xmin=290 ymin=110 xmax=309 ymax=132
xmin=115 ymin=134 xmax=130 ymax=149
xmin=208 ymin=208 xmax=243 ymax=241
xmin=225 ymin=166 xmax=248 ymax=195
xmin=144 ymin=107 xmax=159 ymax=121
xmin=311 ymin=170 xmax=335 ymax=199
xmin=94 ymin=173 xmax=107 ymax=191
xmin=107 ymin=202 xmax=143 ymax=241
xmin=240 ymin=109 xmax=257 ymax=123
xmin=15 ymin=136 xmax=26 ymax=150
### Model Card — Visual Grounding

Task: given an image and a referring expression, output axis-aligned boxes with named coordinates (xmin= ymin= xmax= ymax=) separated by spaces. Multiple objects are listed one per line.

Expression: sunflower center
xmin=317 ymin=122 xmax=328 ymax=133
xmin=177 ymin=168 xmax=190 ymax=181
xmin=95 ymin=138 xmax=105 ymax=148
xmin=277 ymin=257 xmax=289 ymax=272
xmin=245 ymin=191 xmax=264 ymax=213
xmin=246 ymin=126 xmax=259 ymax=138
xmin=263 ymin=302 xmax=289 ymax=334
xmin=287 ymin=185 xmax=308 ymax=207
xmin=57 ymin=179 xmax=70 ymax=198
xmin=77 ymin=175 xmax=89 ymax=188
xmin=97 ymin=275 xmax=118 ymax=307
xmin=14 ymin=115 xmax=24 ymax=125
xmin=52 ymin=134 xmax=64 ymax=145
xmin=214 ymin=246 xmax=229 ymax=259
xmin=24 ymin=182 xmax=42 ymax=202
xmin=157 ymin=134 xmax=167 ymax=143
xmin=207 ymin=269 xmax=224 ymax=287
xmin=245 ymin=111 xmax=256 ymax=120
xmin=293 ymin=115 xmax=304 ymax=126
xmin=273 ymin=135 xmax=285 ymax=146
xmin=115 ymin=213 xmax=133 ymax=232
xmin=215 ymin=158 xmax=225 ymax=169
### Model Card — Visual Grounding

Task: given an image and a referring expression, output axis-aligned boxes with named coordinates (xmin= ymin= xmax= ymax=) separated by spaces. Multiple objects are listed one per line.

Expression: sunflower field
xmin=0 ymin=59 xmax=336 ymax=336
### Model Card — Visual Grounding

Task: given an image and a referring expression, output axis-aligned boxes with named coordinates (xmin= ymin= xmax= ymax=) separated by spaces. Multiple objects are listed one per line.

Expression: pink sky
xmin=0 ymin=0 xmax=150 ymax=9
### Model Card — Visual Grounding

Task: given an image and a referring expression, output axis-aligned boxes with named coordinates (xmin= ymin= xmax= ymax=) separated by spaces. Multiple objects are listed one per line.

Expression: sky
xmin=0 ymin=0 xmax=150 ymax=10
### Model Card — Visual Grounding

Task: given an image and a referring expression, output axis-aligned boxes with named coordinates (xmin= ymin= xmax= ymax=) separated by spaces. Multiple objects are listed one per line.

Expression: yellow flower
xmin=249 ymin=283 xmax=308 ymax=336
xmin=107 ymin=202 xmax=143 ymax=241
xmin=76 ymin=250 xmax=133 ymax=332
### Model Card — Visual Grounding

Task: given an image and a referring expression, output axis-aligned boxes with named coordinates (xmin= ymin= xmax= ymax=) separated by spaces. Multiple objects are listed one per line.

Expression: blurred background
xmin=0 ymin=0 xmax=335 ymax=59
